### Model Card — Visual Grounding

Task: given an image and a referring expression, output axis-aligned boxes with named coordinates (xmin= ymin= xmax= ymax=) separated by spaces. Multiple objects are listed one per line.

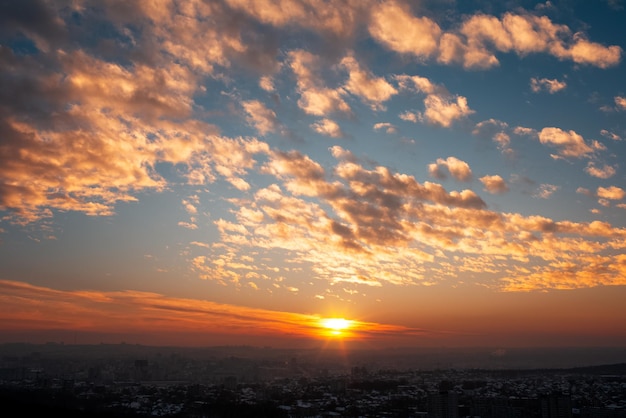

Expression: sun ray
xmin=319 ymin=317 xmax=354 ymax=337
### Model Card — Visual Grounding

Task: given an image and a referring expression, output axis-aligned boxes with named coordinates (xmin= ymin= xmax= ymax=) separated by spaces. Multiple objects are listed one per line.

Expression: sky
xmin=1 ymin=0 xmax=626 ymax=349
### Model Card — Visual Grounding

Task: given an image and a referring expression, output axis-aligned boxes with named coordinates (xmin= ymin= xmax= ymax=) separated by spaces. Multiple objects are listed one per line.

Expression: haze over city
xmin=1 ymin=0 xmax=626 ymax=350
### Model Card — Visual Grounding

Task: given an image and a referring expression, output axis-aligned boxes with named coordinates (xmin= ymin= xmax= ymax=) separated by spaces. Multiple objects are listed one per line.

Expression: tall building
xmin=541 ymin=392 xmax=573 ymax=418
xmin=428 ymin=391 xmax=459 ymax=418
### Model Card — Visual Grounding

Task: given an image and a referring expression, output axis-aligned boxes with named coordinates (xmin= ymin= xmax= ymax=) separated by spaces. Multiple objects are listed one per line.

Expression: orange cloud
xmin=0 ymin=21 xmax=276 ymax=224
xmin=597 ymin=186 xmax=625 ymax=200
xmin=3 ymin=1 xmax=625 ymax=301
xmin=369 ymin=1 xmax=441 ymax=59
xmin=369 ymin=6 xmax=621 ymax=69
xmin=601 ymin=129 xmax=623 ymax=141
xmin=428 ymin=157 xmax=473 ymax=182
xmin=224 ymin=0 xmax=366 ymax=38
xmin=259 ymin=76 xmax=275 ymax=92
xmin=473 ymin=119 xmax=513 ymax=155
xmin=397 ymin=75 xmax=474 ymax=127
xmin=502 ymin=253 xmax=626 ymax=291
xmin=242 ymin=100 xmax=280 ymax=135
xmin=0 ymin=279 xmax=432 ymax=345
xmin=288 ymin=50 xmax=351 ymax=116
xmin=530 ymin=77 xmax=567 ymax=93
xmin=420 ymin=95 xmax=474 ymax=127
xmin=310 ymin=118 xmax=346 ymax=138
xmin=562 ymin=36 xmax=622 ymax=68
xmin=533 ymin=184 xmax=559 ymax=199
xmin=189 ymin=146 xmax=626 ymax=293
xmin=452 ymin=12 xmax=621 ymax=69
xmin=480 ymin=175 xmax=509 ymax=194
xmin=585 ymin=162 xmax=616 ymax=179
xmin=373 ymin=122 xmax=397 ymax=134
xmin=0 ymin=279 xmax=315 ymax=342
xmin=538 ymin=127 xmax=594 ymax=158
xmin=340 ymin=55 xmax=398 ymax=110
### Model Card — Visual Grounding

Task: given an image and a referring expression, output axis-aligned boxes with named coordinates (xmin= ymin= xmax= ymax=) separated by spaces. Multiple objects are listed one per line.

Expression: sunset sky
xmin=1 ymin=0 xmax=626 ymax=348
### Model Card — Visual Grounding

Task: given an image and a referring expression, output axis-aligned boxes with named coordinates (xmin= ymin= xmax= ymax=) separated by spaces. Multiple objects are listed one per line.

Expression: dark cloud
xmin=0 ymin=0 xmax=67 ymax=44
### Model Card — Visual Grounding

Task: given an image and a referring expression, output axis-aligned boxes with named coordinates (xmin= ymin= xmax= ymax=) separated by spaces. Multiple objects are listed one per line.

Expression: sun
xmin=319 ymin=318 xmax=354 ymax=337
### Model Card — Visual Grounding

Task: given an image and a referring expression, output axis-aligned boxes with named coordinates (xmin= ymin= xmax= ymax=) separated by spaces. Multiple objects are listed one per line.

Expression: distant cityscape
xmin=1 ymin=343 xmax=625 ymax=417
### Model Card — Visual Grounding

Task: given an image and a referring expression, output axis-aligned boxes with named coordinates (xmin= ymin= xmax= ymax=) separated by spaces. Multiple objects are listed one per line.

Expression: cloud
xmin=189 ymin=144 xmax=626 ymax=293
xmin=428 ymin=157 xmax=473 ymax=182
xmin=501 ymin=253 xmax=626 ymax=291
xmin=585 ymin=162 xmax=617 ymax=179
xmin=178 ymin=221 xmax=198 ymax=230
xmin=288 ymin=50 xmax=351 ymax=116
xmin=0 ymin=3 xmax=286 ymax=224
xmin=473 ymin=119 xmax=513 ymax=155
xmin=218 ymin=147 xmax=626 ymax=292
xmin=600 ymin=129 xmax=624 ymax=141
xmin=397 ymin=75 xmax=474 ymax=127
xmin=368 ymin=1 xmax=441 ymax=59
xmin=224 ymin=0 xmax=366 ymax=38
xmin=111 ymin=0 xmax=265 ymax=75
xmin=242 ymin=100 xmax=279 ymax=135
xmin=311 ymin=118 xmax=346 ymax=138
xmin=0 ymin=278 xmax=427 ymax=344
xmin=597 ymin=186 xmax=625 ymax=201
xmin=340 ymin=55 xmax=398 ymax=110
xmin=534 ymin=184 xmax=559 ymax=199
xmin=562 ymin=35 xmax=622 ymax=68
xmin=373 ymin=122 xmax=397 ymax=134
xmin=118 ymin=0 xmax=620 ymax=76
xmin=396 ymin=75 xmax=436 ymax=94
xmin=480 ymin=175 xmax=509 ymax=194
xmin=420 ymin=95 xmax=474 ymax=127
xmin=223 ymin=148 xmax=491 ymax=286
xmin=369 ymin=5 xmax=621 ymax=70
xmin=538 ymin=127 xmax=594 ymax=158
xmin=182 ymin=197 xmax=198 ymax=215
xmin=0 ymin=0 xmax=67 ymax=52
xmin=451 ymin=12 xmax=621 ymax=69
xmin=259 ymin=76 xmax=275 ymax=92
xmin=198 ymin=2 xmax=626 ymax=73
xmin=615 ymin=96 xmax=626 ymax=111
xmin=2 ymin=1 xmax=626 ymax=299
xmin=530 ymin=77 xmax=567 ymax=93
xmin=575 ymin=186 xmax=622 ymax=209
xmin=0 ymin=279 xmax=295 ymax=337
xmin=513 ymin=126 xmax=537 ymax=136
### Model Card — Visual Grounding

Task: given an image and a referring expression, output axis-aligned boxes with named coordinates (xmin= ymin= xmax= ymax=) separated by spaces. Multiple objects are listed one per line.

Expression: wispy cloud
xmin=585 ymin=162 xmax=617 ymax=179
xmin=530 ymin=77 xmax=567 ymax=93
xmin=533 ymin=183 xmax=560 ymax=199
xmin=288 ymin=50 xmax=351 ymax=116
xmin=373 ymin=122 xmax=397 ymax=134
xmin=242 ymin=100 xmax=280 ymax=135
xmin=0 ymin=279 xmax=432 ymax=345
xmin=397 ymin=75 xmax=474 ymax=127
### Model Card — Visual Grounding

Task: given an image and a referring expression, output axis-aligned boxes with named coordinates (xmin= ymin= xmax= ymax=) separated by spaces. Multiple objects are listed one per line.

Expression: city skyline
xmin=1 ymin=0 xmax=626 ymax=348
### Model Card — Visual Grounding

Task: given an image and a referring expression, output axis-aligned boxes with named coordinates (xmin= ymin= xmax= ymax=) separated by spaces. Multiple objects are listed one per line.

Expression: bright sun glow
xmin=320 ymin=318 xmax=354 ymax=336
